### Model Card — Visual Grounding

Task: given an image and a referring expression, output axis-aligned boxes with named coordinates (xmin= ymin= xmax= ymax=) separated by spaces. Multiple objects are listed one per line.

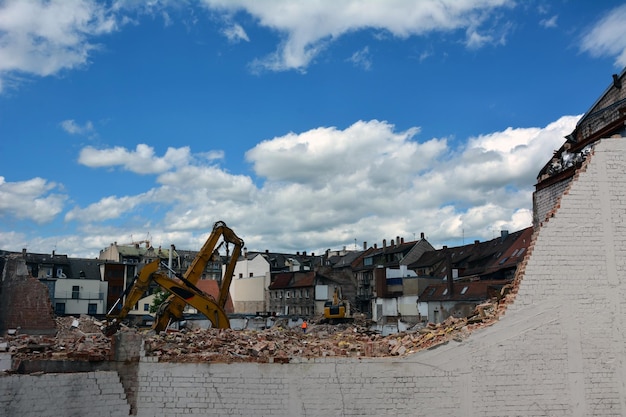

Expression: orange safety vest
xmin=301 ymin=321 xmax=307 ymax=329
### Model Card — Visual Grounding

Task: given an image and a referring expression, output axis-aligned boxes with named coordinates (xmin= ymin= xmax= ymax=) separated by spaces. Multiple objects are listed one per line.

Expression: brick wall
xmin=532 ymin=175 xmax=572 ymax=228
xmin=3 ymin=137 xmax=626 ymax=417
xmin=0 ymin=256 xmax=56 ymax=334
xmin=0 ymin=371 xmax=130 ymax=417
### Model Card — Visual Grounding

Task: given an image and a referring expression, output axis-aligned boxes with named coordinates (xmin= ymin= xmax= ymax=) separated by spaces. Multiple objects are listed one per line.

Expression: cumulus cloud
xmin=201 ymin=0 xmax=514 ymax=71
xmin=58 ymin=116 xmax=575 ymax=256
xmin=64 ymin=193 xmax=148 ymax=222
xmin=0 ymin=0 xmax=118 ymax=92
xmin=580 ymin=3 xmax=626 ymax=67
xmin=0 ymin=176 xmax=66 ymax=223
xmin=78 ymin=144 xmax=193 ymax=174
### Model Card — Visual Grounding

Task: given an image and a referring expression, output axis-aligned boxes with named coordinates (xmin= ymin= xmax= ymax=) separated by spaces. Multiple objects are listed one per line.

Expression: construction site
xmin=1 ymin=69 xmax=626 ymax=416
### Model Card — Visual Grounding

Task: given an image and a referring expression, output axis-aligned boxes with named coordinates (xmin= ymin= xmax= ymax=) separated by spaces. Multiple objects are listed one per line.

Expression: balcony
xmin=55 ymin=291 xmax=105 ymax=301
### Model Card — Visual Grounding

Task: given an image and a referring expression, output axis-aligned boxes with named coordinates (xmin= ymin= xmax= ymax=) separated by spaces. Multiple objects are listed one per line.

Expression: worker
xmin=301 ymin=320 xmax=308 ymax=334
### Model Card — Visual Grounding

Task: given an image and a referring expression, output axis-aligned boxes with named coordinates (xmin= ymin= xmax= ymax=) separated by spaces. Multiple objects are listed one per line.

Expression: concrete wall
xmin=3 ymin=138 xmax=626 ymax=416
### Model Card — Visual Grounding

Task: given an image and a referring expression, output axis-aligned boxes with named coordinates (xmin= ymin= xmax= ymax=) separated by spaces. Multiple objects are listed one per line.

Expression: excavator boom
xmin=106 ymin=221 xmax=244 ymax=334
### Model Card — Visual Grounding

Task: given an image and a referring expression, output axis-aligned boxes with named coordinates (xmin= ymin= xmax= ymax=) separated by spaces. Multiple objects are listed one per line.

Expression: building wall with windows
xmin=53 ymin=278 xmax=108 ymax=316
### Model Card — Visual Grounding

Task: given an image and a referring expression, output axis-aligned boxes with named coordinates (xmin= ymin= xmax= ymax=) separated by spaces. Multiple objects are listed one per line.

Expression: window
xmin=364 ymin=257 xmax=373 ymax=266
xmin=305 ymin=290 xmax=309 ymax=298
xmin=249 ymin=272 xmax=253 ymax=277
xmin=143 ymin=303 xmax=150 ymax=311
xmin=461 ymin=286 xmax=468 ymax=295
xmin=286 ymin=291 xmax=291 ymax=299
xmin=72 ymin=286 xmax=80 ymax=299
xmin=55 ymin=303 xmax=66 ymax=315
xmin=88 ymin=303 xmax=97 ymax=315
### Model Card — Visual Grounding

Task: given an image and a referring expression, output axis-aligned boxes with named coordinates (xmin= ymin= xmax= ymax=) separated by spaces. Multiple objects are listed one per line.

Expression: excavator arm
xmin=152 ymin=221 xmax=244 ymax=331
xmin=105 ymin=221 xmax=244 ymax=334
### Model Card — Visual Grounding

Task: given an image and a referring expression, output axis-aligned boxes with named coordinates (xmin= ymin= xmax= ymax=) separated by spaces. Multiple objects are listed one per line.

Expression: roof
xmin=419 ymin=280 xmax=510 ymax=303
xmin=537 ymin=68 xmax=626 ymax=187
xmin=268 ymin=271 xmax=336 ymax=290
xmin=408 ymin=227 xmax=532 ymax=279
xmin=67 ymin=258 xmax=101 ymax=280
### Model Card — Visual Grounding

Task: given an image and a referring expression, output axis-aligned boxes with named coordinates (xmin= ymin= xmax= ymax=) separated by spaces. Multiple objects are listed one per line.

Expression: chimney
xmin=396 ymin=236 xmax=400 ymax=247
xmin=303 ymin=251 xmax=307 ymax=256
xmin=401 ymin=237 xmax=404 ymax=244
xmin=420 ymin=232 xmax=425 ymax=239
xmin=613 ymin=74 xmax=622 ymax=89
xmin=374 ymin=243 xmax=378 ymax=249
xmin=390 ymin=239 xmax=395 ymax=247
xmin=383 ymin=239 xmax=387 ymax=248
xmin=363 ymin=241 xmax=367 ymax=250
xmin=474 ymin=240 xmax=480 ymax=244
xmin=501 ymin=230 xmax=509 ymax=241
xmin=22 ymin=248 xmax=26 ymax=256
xmin=446 ymin=250 xmax=454 ymax=296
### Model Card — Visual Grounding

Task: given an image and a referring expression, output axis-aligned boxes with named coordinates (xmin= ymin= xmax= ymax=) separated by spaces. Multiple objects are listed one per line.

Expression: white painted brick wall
xmin=0 ymin=371 xmax=130 ymax=417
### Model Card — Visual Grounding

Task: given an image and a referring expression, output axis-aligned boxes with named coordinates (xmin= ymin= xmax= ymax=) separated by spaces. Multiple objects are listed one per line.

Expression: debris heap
xmin=3 ymin=315 xmax=111 ymax=362
xmin=1 ymin=301 xmax=501 ymax=365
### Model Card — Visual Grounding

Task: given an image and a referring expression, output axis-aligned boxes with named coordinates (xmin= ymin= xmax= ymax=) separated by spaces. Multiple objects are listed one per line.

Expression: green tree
xmin=149 ymin=288 xmax=170 ymax=313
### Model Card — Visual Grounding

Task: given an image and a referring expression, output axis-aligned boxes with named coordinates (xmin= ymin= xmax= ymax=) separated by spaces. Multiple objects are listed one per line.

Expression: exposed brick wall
xmin=0 ymin=256 xmax=56 ymax=334
xmin=532 ymin=176 xmax=572 ymax=228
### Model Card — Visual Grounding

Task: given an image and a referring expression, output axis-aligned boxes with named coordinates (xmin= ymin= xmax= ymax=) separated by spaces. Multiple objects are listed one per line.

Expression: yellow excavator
xmin=323 ymin=286 xmax=353 ymax=324
xmin=104 ymin=220 xmax=244 ymax=335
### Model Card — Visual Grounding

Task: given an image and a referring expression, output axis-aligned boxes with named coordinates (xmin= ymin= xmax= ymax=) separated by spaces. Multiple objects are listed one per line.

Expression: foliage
xmin=149 ymin=287 xmax=170 ymax=313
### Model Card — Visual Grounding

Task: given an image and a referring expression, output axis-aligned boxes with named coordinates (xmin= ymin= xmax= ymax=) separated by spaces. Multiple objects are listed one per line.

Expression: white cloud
xmin=222 ymin=23 xmax=249 ymax=43
xmin=60 ymin=119 xmax=94 ymax=135
xmin=539 ymin=15 xmax=558 ymax=29
xmin=0 ymin=176 xmax=67 ymax=223
xmin=0 ymin=0 xmax=118 ymax=92
xmin=10 ymin=115 xmax=578 ymax=257
xmin=201 ymin=0 xmax=514 ymax=71
xmin=64 ymin=193 xmax=148 ymax=222
xmin=78 ymin=144 xmax=193 ymax=174
xmin=580 ymin=4 xmax=626 ymax=67
xmin=347 ymin=46 xmax=372 ymax=70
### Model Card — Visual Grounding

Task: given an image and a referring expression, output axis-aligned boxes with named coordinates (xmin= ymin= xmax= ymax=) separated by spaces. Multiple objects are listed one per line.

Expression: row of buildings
xmin=0 ymin=225 xmax=533 ymax=330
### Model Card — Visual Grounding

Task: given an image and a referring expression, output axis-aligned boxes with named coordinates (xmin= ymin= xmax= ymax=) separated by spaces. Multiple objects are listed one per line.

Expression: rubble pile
xmin=1 ymin=301 xmax=501 ymax=365
xmin=2 ymin=315 xmax=112 ymax=362
xmin=143 ymin=308 xmax=497 ymax=363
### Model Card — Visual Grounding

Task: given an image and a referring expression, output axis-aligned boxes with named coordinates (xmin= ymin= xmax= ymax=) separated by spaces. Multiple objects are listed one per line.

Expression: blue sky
xmin=1 ymin=0 xmax=626 ymax=259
